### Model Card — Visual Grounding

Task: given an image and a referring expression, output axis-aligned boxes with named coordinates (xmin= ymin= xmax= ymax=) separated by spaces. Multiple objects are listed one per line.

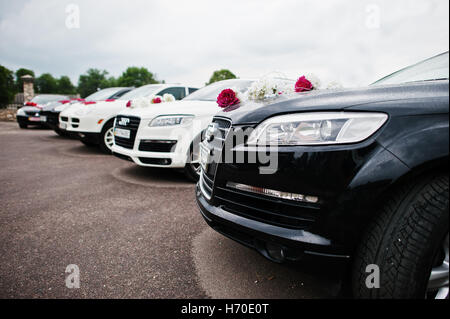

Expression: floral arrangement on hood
xmin=246 ymin=77 xmax=289 ymax=101
xmin=217 ymin=88 xmax=241 ymax=108
xmin=129 ymin=93 xmax=176 ymax=108
xmin=325 ymin=81 xmax=344 ymax=90
xmin=215 ymin=74 xmax=343 ymax=107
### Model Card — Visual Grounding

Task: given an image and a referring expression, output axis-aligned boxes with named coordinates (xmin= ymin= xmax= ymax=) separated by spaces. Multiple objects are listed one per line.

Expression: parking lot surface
xmin=0 ymin=122 xmax=343 ymax=298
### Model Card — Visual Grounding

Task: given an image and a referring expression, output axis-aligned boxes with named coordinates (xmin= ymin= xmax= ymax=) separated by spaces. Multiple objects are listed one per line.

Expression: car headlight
xmin=247 ymin=112 xmax=388 ymax=146
xmin=149 ymin=115 xmax=194 ymax=127
xmin=17 ymin=108 xmax=25 ymax=116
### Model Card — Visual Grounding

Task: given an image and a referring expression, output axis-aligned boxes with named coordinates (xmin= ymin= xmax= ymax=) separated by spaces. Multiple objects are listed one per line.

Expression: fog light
xmin=226 ymin=182 xmax=319 ymax=203
xmin=266 ymin=243 xmax=285 ymax=262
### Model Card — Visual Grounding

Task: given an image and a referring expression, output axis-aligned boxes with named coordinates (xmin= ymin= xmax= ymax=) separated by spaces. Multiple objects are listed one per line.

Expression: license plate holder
xmin=200 ymin=144 xmax=209 ymax=171
xmin=114 ymin=128 xmax=130 ymax=139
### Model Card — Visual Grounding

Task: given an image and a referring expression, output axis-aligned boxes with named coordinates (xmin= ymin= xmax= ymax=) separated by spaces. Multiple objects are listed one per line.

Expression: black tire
xmin=99 ymin=121 xmax=114 ymax=154
xmin=80 ymin=139 xmax=97 ymax=147
xmin=19 ymin=123 xmax=27 ymax=129
xmin=55 ymin=129 xmax=67 ymax=137
xmin=184 ymin=147 xmax=201 ymax=182
xmin=352 ymin=174 xmax=449 ymax=299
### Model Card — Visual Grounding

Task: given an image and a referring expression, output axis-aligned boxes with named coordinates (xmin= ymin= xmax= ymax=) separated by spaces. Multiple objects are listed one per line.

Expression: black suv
xmin=196 ymin=52 xmax=449 ymax=299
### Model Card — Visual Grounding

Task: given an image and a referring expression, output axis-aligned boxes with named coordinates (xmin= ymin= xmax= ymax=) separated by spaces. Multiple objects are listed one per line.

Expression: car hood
xmin=59 ymin=102 xmax=86 ymax=116
xmin=19 ymin=106 xmax=42 ymax=113
xmin=218 ymin=80 xmax=449 ymax=125
xmin=116 ymin=100 xmax=217 ymax=120
xmin=42 ymin=101 xmax=64 ymax=112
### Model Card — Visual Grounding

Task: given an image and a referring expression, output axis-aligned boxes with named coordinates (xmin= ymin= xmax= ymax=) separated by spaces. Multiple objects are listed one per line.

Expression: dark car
xmin=40 ymin=87 xmax=132 ymax=136
xmin=16 ymin=94 xmax=69 ymax=129
xmin=196 ymin=52 xmax=449 ymax=299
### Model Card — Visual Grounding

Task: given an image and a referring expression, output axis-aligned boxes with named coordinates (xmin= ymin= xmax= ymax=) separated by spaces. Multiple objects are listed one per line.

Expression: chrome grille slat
xmin=114 ymin=115 xmax=141 ymax=149
xmin=200 ymin=117 xmax=232 ymax=199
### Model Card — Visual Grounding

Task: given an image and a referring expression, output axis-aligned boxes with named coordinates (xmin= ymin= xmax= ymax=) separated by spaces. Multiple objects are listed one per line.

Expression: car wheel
xmin=99 ymin=121 xmax=114 ymax=154
xmin=19 ymin=123 xmax=27 ymax=129
xmin=184 ymin=148 xmax=201 ymax=182
xmin=352 ymin=174 xmax=449 ymax=299
xmin=81 ymin=139 xmax=97 ymax=147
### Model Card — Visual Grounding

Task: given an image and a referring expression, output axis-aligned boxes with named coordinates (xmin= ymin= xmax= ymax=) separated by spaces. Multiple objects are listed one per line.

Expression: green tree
xmin=103 ymin=76 xmax=118 ymax=88
xmin=35 ymin=73 xmax=58 ymax=93
xmin=117 ymin=67 xmax=159 ymax=87
xmin=77 ymin=68 xmax=111 ymax=97
xmin=57 ymin=76 xmax=76 ymax=94
xmin=0 ymin=65 xmax=15 ymax=107
xmin=206 ymin=69 xmax=237 ymax=85
xmin=15 ymin=68 xmax=35 ymax=92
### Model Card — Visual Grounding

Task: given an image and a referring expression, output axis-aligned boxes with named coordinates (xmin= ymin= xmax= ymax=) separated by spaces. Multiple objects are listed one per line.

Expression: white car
xmin=111 ymin=79 xmax=254 ymax=181
xmin=59 ymin=84 xmax=196 ymax=153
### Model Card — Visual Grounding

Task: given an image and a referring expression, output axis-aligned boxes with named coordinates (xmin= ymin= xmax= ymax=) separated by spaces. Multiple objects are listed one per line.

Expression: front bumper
xmin=111 ymin=122 xmax=200 ymax=168
xmin=196 ymin=183 xmax=350 ymax=262
xmin=196 ymin=138 xmax=411 ymax=261
xmin=16 ymin=115 xmax=46 ymax=126
xmin=111 ymin=142 xmax=188 ymax=168
xmin=40 ymin=111 xmax=60 ymax=130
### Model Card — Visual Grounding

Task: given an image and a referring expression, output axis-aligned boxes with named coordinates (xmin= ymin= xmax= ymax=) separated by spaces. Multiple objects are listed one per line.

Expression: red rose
xmin=295 ymin=76 xmax=313 ymax=92
xmin=217 ymin=89 xmax=240 ymax=108
xmin=152 ymin=97 xmax=162 ymax=104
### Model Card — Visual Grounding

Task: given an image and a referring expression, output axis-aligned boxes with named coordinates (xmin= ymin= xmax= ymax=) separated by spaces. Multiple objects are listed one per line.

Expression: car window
xmin=373 ymin=52 xmax=449 ymax=85
xmin=157 ymin=87 xmax=187 ymax=100
xmin=188 ymin=88 xmax=198 ymax=94
xmin=118 ymin=85 xmax=163 ymax=100
xmin=84 ymin=88 xmax=127 ymax=101
xmin=183 ymin=80 xmax=254 ymax=101
xmin=31 ymin=95 xmax=69 ymax=104
xmin=110 ymin=88 xmax=132 ymax=99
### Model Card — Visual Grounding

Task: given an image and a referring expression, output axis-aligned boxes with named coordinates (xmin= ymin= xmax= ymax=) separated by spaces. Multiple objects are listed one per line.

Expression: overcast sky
xmin=0 ymin=0 xmax=448 ymax=88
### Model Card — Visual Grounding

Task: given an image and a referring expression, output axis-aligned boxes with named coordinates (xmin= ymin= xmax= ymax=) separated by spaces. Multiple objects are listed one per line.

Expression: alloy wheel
xmin=428 ymin=233 xmax=449 ymax=299
xmin=104 ymin=127 xmax=115 ymax=150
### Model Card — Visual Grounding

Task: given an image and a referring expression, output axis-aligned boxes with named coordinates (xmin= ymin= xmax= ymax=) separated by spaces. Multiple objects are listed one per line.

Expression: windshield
xmin=119 ymin=85 xmax=163 ymax=100
xmin=183 ymin=80 xmax=254 ymax=101
xmin=31 ymin=95 xmax=68 ymax=104
xmin=373 ymin=52 xmax=449 ymax=85
xmin=84 ymin=88 xmax=125 ymax=101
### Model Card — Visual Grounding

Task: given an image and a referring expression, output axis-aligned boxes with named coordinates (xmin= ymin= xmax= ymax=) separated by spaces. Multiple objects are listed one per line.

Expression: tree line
xmin=0 ymin=65 xmax=236 ymax=106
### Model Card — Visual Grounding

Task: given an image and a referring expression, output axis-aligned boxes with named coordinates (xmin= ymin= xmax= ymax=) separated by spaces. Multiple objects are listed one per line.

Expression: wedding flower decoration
xmin=129 ymin=97 xmax=151 ymax=108
xmin=151 ymin=96 xmax=162 ymax=104
xmin=295 ymin=76 xmax=313 ymax=92
xmin=163 ymin=93 xmax=176 ymax=103
xmin=247 ymin=78 xmax=286 ymax=101
xmin=326 ymin=81 xmax=344 ymax=90
xmin=217 ymin=89 xmax=240 ymax=108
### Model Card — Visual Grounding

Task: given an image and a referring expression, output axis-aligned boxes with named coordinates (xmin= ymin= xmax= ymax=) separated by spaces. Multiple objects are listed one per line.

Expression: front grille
xmin=214 ymin=187 xmax=317 ymax=229
xmin=61 ymin=116 xmax=68 ymax=122
xmin=138 ymin=140 xmax=177 ymax=153
xmin=114 ymin=115 xmax=141 ymax=149
xmin=199 ymin=117 xmax=317 ymax=229
xmin=25 ymin=111 xmax=39 ymax=116
xmin=72 ymin=118 xmax=80 ymax=123
xmin=200 ymin=117 xmax=232 ymax=199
